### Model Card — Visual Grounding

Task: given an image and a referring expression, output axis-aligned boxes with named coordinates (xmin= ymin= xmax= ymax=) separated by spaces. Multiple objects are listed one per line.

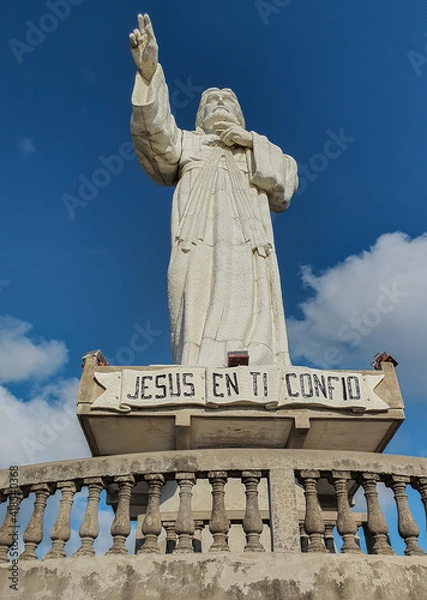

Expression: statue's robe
xmin=131 ymin=66 xmax=298 ymax=368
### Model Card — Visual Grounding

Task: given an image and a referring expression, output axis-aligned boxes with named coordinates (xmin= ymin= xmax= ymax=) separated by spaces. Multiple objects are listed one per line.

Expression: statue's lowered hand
xmin=219 ymin=125 xmax=253 ymax=148
xmin=129 ymin=13 xmax=158 ymax=82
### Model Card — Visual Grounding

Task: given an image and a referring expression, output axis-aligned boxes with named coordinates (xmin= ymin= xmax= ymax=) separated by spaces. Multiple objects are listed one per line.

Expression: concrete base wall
xmin=1 ymin=554 xmax=427 ymax=600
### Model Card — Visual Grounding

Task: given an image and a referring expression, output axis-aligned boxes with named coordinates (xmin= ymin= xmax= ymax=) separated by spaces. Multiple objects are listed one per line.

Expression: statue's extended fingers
xmin=138 ymin=13 xmax=145 ymax=34
xmin=144 ymin=13 xmax=156 ymax=41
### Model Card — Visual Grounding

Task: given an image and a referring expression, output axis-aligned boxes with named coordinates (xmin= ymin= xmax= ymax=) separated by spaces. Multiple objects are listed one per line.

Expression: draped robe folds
xmin=131 ymin=65 xmax=298 ymax=368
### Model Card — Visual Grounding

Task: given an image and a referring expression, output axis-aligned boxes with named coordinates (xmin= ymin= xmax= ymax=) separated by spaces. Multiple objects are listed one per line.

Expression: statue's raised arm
xmin=130 ymin=13 xmax=181 ymax=186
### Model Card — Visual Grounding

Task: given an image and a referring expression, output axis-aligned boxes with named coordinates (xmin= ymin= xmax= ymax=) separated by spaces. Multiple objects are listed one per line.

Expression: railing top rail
xmin=1 ymin=449 xmax=427 ymax=490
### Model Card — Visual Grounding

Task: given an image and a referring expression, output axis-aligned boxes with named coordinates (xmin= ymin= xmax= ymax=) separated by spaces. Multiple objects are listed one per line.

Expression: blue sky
xmin=1 ymin=0 xmax=427 ymax=549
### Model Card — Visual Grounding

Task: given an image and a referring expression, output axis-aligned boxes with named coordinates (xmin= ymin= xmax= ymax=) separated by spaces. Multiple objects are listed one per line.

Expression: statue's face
xmin=203 ymin=90 xmax=242 ymax=133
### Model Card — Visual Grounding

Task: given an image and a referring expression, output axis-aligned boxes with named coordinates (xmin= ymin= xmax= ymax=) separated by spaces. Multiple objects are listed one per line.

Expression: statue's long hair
xmin=195 ymin=87 xmax=245 ymax=132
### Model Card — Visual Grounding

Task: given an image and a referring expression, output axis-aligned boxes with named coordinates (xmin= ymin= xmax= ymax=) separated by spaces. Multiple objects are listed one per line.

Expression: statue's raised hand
xmin=129 ymin=13 xmax=158 ymax=82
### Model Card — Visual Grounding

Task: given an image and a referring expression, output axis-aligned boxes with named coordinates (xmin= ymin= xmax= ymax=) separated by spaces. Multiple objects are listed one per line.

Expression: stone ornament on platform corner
xmin=91 ymin=365 xmax=388 ymax=413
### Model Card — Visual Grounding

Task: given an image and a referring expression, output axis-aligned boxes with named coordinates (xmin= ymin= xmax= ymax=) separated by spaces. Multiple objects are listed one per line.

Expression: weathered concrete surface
xmin=1 ymin=554 xmax=427 ymax=600
xmin=2 ymin=448 xmax=426 ymax=491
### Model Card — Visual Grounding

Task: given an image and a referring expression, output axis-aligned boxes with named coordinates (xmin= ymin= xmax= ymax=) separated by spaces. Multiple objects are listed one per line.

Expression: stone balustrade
xmin=1 ymin=449 xmax=427 ymax=562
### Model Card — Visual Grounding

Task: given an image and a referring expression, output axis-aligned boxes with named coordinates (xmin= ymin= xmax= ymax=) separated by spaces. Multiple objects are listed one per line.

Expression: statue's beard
xmin=203 ymin=108 xmax=238 ymax=134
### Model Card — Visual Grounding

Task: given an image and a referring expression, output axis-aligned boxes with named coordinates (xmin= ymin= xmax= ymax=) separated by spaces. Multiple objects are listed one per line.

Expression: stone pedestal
xmin=77 ymin=353 xmax=404 ymax=456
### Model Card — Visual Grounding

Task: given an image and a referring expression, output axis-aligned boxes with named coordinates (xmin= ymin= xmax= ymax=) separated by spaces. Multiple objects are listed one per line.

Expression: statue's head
xmin=196 ymin=88 xmax=245 ymax=134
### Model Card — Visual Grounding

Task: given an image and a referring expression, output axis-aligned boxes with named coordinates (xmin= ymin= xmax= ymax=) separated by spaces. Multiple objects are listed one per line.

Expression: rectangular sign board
xmin=91 ymin=365 xmax=388 ymax=413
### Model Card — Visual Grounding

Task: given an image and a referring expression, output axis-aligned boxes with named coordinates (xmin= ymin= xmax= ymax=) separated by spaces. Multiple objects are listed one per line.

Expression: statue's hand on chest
xmin=217 ymin=124 xmax=254 ymax=149
xmin=201 ymin=136 xmax=248 ymax=158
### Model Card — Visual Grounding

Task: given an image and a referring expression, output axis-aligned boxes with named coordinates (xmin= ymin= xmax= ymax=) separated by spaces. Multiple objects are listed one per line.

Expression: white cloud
xmin=17 ymin=137 xmax=36 ymax=156
xmin=288 ymin=232 xmax=427 ymax=398
xmin=0 ymin=316 xmax=68 ymax=384
xmin=0 ymin=378 xmax=90 ymax=468
xmin=0 ymin=316 xmax=138 ymax=557
xmin=0 ymin=314 xmax=92 ymax=553
xmin=0 ymin=315 xmax=89 ymax=468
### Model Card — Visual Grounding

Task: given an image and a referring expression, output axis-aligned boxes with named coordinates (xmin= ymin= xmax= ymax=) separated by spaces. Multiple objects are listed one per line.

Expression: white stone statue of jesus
xmin=129 ymin=14 xmax=298 ymax=368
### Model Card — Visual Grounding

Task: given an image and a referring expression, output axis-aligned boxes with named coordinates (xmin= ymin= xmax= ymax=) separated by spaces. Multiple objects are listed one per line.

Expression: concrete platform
xmin=77 ymin=353 xmax=404 ymax=456
xmin=2 ymin=553 xmax=426 ymax=600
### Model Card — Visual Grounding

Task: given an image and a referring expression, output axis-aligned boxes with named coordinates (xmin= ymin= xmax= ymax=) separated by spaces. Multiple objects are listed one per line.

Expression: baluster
xmin=330 ymin=471 xmax=361 ymax=553
xmin=44 ymin=481 xmax=77 ymax=559
xmin=299 ymin=471 xmax=327 ymax=553
xmin=360 ymin=473 xmax=394 ymax=555
xmin=242 ymin=471 xmax=264 ymax=552
xmin=174 ymin=473 xmax=196 ymax=553
xmin=74 ymin=477 xmax=104 ymax=557
xmin=0 ymin=488 xmax=23 ymax=563
xmin=299 ymin=521 xmax=309 ymax=553
xmin=139 ymin=474 xmax=165 ymax=554
xmin=412 ymin=477 xmax=427 ymax=529
xmin=387 ymin=475 xmax=424 ymax=556
xmin=208 ymin=471 xmax=229 ymax=552
xmin=21 ymin=484 xmax=52 ymax=561
xmin=354 ymin=520 xmax=362 ymax=550
xmin=107 ymin=475 xmax=135 ymax=555
xmin=324 ymin=521 xmax=336 ymax=553
xmin=164 ymin=521 xmax=177 ymax=554
xmin=193 ymin=520 xmax=205 ymax=553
